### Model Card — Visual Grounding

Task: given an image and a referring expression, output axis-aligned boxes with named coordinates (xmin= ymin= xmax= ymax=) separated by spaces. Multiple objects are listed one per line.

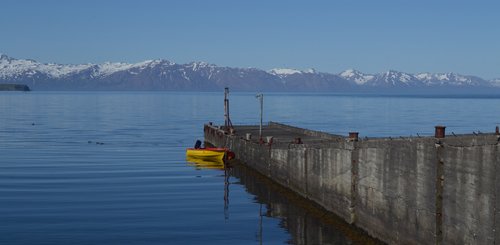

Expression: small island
xmin=0 ymin=84 xmax=31 ymax=91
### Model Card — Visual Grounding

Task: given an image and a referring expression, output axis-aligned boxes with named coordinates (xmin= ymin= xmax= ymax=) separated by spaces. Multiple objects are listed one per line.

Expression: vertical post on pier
xmin=224 ymin=87 xmax=233 ymax=131
xmin=434 ymin=125 xmax=446 ymax=244
xmin=349 ymin=132 xmax=359 ymax=142
xmin=256 ymin=93 xmax=264 ymax=141
xmin=435 ymin=126 xmax=446 ymax=138
xmin=224 ymin=88 xmax=229 ymax=128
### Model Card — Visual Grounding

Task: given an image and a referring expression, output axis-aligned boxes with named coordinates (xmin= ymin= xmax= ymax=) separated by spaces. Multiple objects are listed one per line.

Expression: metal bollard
xmin=349 ymin=132 xmax=359 ymax=141
xmin=435 ymin=126 xmax=446 ymax=138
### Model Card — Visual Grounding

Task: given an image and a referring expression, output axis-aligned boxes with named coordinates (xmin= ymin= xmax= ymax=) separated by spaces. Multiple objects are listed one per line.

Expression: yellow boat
xmin=186 ymin=156 xmax=224 ymax=170
xmin=185 ymin=147 xmax=227 ymax=162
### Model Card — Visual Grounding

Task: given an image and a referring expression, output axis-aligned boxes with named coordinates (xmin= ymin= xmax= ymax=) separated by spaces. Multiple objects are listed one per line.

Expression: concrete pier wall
xmin=355 ymin=138 xmax=438 ymax=244
xmin=204 ymin=123 xmax=500 ymax=244
xmin=440 ymin=136 xmax=499 ymax=244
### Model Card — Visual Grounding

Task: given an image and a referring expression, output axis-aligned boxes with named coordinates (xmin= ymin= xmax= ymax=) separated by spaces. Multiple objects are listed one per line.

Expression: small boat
xmin=186 ymin=147 xmax=228 ymax=162
xmin=186 ymin=156 xmax=224 ymax=170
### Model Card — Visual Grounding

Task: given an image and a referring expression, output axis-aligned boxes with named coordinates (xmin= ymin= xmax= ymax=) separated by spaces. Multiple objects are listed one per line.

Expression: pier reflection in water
xmin=194 ymin=160 xmax=383 ymax=245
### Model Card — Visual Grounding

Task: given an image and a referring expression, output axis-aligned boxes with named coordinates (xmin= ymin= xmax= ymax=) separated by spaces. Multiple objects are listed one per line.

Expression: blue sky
xmin=1 ymin=0 xmax=499 ymax=78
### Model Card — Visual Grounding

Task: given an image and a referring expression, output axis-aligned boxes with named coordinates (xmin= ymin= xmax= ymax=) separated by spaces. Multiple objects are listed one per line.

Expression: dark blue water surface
xmin=1 ymin=91 xmax=499 ymax=244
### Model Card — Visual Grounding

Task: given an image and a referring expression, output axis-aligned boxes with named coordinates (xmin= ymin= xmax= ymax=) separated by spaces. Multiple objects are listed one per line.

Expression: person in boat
xmin=194 ymin=140 xmax=202 ymax=149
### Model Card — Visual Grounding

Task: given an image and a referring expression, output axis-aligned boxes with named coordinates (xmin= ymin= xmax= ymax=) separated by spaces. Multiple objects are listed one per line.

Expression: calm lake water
xmin=1 ymin=91 xmax=499 ymax=244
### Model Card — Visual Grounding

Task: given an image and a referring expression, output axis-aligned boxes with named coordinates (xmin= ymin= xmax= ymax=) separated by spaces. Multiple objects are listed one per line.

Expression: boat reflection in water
xmin=185 ymin=156 xmax=225 ymax=170
xmin=229 ymin=161 xmax=383 ymax=245
xmin=185 ymin=156 xmax=231 ymax=220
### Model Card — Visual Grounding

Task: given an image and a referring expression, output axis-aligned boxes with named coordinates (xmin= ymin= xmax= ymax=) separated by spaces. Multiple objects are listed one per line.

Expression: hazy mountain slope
xmin=0 ymin=54 xmax=498 ymax=92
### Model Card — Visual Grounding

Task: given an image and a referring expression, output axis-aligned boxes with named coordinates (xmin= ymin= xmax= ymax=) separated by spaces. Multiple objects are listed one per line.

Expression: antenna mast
xmin=224 ymin=87 xmax=233 ymax=130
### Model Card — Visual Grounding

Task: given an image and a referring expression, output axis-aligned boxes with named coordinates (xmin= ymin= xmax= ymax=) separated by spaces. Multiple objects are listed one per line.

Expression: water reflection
xmin=185 ymin=156 xmax=225 ymax=170
xmin=185 ymin=157 xmax=231 ymax=221
xmin=228 ymin=161 xmax=383 ymax=245
xmin=184 ymin=156 xmax=382 ymax=244
xmin=224 ymin=168 xmax=230 ymax=221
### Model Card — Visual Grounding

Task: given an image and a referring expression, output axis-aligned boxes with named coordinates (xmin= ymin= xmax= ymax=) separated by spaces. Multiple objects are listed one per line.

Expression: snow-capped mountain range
xmin=1 ymin=54 xmax=498 ymax=92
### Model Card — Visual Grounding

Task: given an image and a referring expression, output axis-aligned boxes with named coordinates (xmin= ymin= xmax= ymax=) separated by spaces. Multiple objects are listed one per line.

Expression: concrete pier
xmin=204 ymin=122 xmax=500 ymax=245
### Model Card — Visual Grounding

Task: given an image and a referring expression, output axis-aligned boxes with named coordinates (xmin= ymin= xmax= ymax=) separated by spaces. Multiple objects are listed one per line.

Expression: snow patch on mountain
xmin=268 ymin=68 xmax=302 ymax=75
xmin=96 ymin=59 xmax=172 ymax=76
xmin=303 ymin=68 xmax=316 ymax=73
xmin=339 ymin=69 xmax=374 ymax=85
xmin=0 ymin=54 xmax=179 ymax=79
xmin=416 ymin=72 xmax=483 ymax=86
xmin=0 ymin=55 xmax=92 ymax=78
xmin=382 ymin=70 xmax=414 ymax=84
xmin=490 ymin=79 xmax=500 ymax=87
xmin=268 ymin=68 xmax=316 ymax=77
xmin=94 ymin=62 xmax=134 ymax=76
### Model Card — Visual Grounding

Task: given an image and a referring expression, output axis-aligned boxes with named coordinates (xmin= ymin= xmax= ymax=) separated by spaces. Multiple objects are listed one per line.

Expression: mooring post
xmin=435 ymin=126 xmax=446 ymax=138
xmin=435 ymin=125 xmax=446 ymax=244
xmin=347 ymin=131 xmax=360 ymax=224
xmin=349 ymin=132 xmax=359 ymax=142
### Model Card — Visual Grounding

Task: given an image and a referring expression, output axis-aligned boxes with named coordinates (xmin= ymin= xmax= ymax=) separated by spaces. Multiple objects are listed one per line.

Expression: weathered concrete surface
xmin=496 ymin=142 xmax=500 ymax=244
xmin=305 ymin=144 xmax=354 ymax=223
xmin=355 ymin=138 xmax=438 ymax=244
xmin=440 ymin=136 xmax=499 ymax=244
xmin=204 ymin=122 xmax=500 ymax=245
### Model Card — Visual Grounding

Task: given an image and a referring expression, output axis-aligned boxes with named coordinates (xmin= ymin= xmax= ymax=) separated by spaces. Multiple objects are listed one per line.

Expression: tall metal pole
xmin=224 ymin=87 xmax=233 ymax=131
xmin=224 ymin=87 xmax=229 ymax=128
xmin=256 ymin=93 xmax=263 ymax=140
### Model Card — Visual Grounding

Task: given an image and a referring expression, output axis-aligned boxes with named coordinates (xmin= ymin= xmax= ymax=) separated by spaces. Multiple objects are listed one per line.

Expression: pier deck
xmin=227 ymin=124 xmax=341 ymax=145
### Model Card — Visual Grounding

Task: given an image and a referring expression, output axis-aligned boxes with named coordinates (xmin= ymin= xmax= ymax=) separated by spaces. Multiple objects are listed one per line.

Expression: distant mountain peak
xmin=0 ymin=54 xmax=498 ymax=91
xmin=304 ymin=68 xmax=316 ymax=73
xmin=491 ymin=79 xmax=500 ymax=87
xmin=0 ymin=54 xmax=14 ymax=62
xmin=340 ymin=68 xmax=361 ymax=74
xmin=377 ymin=70 xmax=414 ymax=85
xmin=339 ymin=69 xmax=374 ymax=85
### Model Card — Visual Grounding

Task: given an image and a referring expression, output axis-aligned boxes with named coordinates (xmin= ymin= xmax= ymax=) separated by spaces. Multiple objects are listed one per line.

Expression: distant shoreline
xmin=0 ymin=84 xmax=31 ymax=91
